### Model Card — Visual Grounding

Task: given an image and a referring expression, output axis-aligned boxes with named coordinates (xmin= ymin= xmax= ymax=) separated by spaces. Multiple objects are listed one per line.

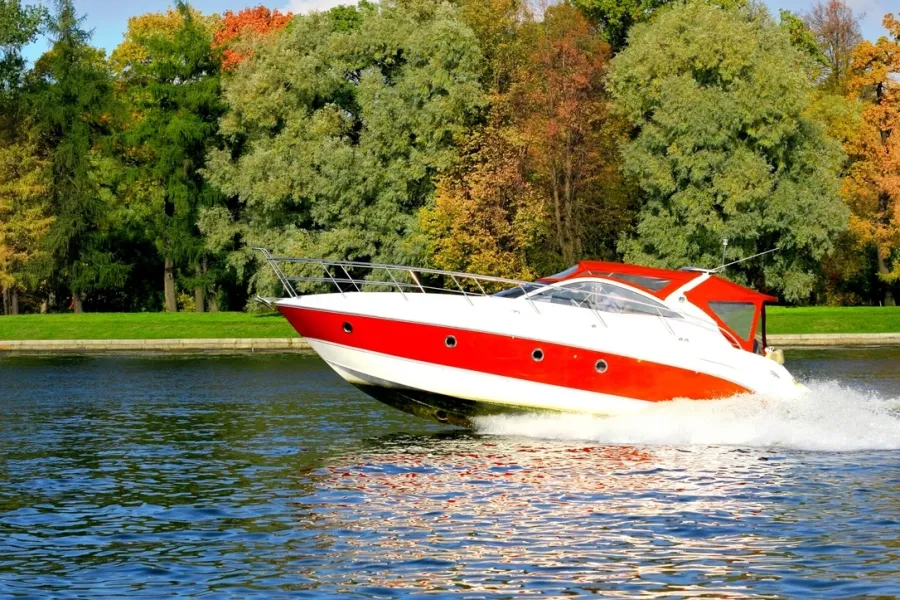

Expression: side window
xmin=708 ymin=301 xmax=756 ymax=340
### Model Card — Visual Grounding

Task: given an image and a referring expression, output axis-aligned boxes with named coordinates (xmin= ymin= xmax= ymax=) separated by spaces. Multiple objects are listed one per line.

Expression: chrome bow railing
xmin=255 ymin=248 xmax=745 ymax=349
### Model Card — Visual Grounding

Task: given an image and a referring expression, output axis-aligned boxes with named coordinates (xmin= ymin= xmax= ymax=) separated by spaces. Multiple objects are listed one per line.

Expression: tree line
xmin=0 ymin=0 xmax=898 ymax=314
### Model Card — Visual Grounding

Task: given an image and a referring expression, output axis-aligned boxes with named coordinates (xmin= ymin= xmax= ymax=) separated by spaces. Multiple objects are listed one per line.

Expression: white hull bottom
xmin=309 ymin=338 xmax=670 ymax=426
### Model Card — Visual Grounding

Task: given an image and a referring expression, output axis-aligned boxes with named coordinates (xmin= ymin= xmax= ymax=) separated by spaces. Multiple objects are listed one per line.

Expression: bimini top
xmin=538 ymin=260 xmax=778 ymax=351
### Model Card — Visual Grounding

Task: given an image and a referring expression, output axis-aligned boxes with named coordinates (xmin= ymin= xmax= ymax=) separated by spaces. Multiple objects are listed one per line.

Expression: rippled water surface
xmin=1 ymin=350 xmax=899 ymax=598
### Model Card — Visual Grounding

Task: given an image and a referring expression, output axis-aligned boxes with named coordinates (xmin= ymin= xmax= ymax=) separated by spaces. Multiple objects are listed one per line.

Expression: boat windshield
xmin=530 ymin=281 xmax=681 ymax=318
xmin=493 ymin=283 xmax=542 ymax=298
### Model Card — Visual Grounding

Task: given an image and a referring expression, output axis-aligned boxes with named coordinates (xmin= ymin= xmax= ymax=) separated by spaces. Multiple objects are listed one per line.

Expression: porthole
xmin=595 ymin=359 xmax=608 ymax=374
xmin=445 ymin=335 xmax=457 ymax=348
xmin=342 ymin=322 xmax=353 ymax=334
xmin=532 ymin=348 xmax=544 ymax=362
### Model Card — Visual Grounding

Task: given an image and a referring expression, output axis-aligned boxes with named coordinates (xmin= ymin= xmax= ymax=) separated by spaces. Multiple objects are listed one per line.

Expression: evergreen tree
xmin=118 ymin=1 xmax=225 ymax=312
xmin=29 ymin=0 xmax=127 ymax=312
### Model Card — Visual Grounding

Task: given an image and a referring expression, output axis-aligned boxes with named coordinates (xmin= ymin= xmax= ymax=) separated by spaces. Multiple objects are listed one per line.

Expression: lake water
xmin=1 ymin=350 xmax=899 ymax=598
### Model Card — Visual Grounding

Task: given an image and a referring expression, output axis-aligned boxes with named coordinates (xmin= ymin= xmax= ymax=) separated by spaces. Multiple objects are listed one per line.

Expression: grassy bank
xmin=765 ymin=306 xmax=900 ymax=335
xmin=1 ymin=306 xmax=900 ymax=340
xmin=0 ymin=312 xmax=297 ymax=340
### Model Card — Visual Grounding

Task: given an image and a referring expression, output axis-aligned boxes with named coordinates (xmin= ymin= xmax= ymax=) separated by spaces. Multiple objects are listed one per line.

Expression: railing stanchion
xmin=340 ymin=265 xmax=360 ymax=292
xmin=408 ymin=270 xmax=426 ymax=293
xmin=521 ymin=285 xmax=541 ymax=314
xmin=450 ymin=274 xmax=474 ymax=307
xmin=322 ymin=265 xmax=346 ymax=298
xmin=386 ymin=269 xmax=408 ymax=301
xmin=254 ymin=247 xmax=297 ymax=298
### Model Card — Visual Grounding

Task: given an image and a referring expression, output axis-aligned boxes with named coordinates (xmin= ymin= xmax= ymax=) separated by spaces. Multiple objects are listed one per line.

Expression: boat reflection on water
xmin=292 ymin=434 xmax=796 ymax=597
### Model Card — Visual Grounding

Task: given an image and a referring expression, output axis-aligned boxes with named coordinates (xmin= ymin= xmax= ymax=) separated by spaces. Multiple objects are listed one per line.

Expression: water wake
xmin=475 ymin=381 xmax=900 ymax=451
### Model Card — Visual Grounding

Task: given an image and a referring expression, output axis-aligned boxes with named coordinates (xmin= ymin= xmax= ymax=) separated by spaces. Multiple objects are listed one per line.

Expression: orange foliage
xmin=845 ymin=13 xmax=900 ymax=294
xmin=214 ymin=6 xmax=292 ymax=71
xmin=511 ymin=4 xmax=617 ymax=265
xmin=421 ymin=4 xmax=632 ymax=279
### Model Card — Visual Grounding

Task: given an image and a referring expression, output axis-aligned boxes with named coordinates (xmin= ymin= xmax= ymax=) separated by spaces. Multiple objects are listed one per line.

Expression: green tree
xmin=29 ymin=0 xmax=127 ymax=312
xmin=779 ymin=9 xmax=827 ymax=70
xmin=203 ymin=1 xmax=484 ymax=298
xmin=116 ymin=1 xmax=225 ymax=312
xmin=571 ymin=0 xmax=673 ymax=52
xmin=0 ymin=0 xmax=44 ymax=95
xmin=609 ymin=1 xmax=848 ymax=302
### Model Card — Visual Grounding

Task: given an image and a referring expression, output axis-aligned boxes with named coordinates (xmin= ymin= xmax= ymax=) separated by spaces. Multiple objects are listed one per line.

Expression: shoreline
xmin=2 ymin=333 xmax=900 ymax=355
xmin=0 ymin=338 xmax=312 ymax=355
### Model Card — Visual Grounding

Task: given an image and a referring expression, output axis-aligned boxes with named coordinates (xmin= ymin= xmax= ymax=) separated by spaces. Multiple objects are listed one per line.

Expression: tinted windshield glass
xmin=531 ymin=281 xmax=680 ymax=318
xmin=709 ymin=301 xmax=756 ymax=340
xmin=546 ymin=265 xmax=579 ymax=279
xmin=493 ymin=283 xmax=541 ymax=298
xmin=586 ymin=272 xmax=671 ymax=292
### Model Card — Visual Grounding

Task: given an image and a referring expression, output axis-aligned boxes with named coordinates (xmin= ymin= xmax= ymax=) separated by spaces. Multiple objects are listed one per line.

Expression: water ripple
xmin=0 ymin=353 xmax=899 ymax=598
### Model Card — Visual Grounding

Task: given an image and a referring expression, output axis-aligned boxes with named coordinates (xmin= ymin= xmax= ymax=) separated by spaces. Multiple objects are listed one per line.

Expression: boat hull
xmin=276 ymin=293 xmax=799 ymax=425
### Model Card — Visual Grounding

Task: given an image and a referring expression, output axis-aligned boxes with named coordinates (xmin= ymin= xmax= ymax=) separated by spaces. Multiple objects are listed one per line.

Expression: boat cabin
xmin=534 ymin=261 xmax=777 ymax=353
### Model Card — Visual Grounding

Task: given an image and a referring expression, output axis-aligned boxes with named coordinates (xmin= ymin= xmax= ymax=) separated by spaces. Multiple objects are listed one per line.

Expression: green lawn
xmin=0 ymin=312 xmax=298 ymax=340
xmin=766 ymin=306 xmax=900 ymax=335
xmin=1 ymin=306 xmax=900 ymax=340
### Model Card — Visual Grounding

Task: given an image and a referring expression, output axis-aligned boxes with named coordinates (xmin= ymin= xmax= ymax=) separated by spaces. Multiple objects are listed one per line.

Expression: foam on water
xmin=475 ymin=380 xmax=900 ymax=451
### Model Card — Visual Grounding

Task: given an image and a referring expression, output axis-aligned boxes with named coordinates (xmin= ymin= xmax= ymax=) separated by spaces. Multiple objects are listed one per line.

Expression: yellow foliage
xmin=0 ymin=138 xmax=51 ymax=290
xmin=843 ymin=13 xmax=900 ymax=286
xmin=419 ymin=117 xmax=548 ymax=284
xmin=110 ymin=8 xmax=220 ymax=75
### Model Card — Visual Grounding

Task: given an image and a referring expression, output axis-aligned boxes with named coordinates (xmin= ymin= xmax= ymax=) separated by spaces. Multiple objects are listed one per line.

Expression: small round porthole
xmin=532 ymin=348 xmax=544 ymax=362
xmin=342 ymin=322 xmax=353 ymax=334
xmin=595 ymin=359 xmax=608 ymax=374
xmin=445 ymin=335 xmax=457 ymax=348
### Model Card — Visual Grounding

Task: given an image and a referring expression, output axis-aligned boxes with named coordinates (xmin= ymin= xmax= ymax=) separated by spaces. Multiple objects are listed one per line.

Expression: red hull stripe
xmin=279 ymin=306 xmax=750 ymax=402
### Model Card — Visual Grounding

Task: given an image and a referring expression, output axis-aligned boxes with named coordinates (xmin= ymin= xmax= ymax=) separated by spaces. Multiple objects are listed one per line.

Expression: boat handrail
xmin=255 ymin=250 xmax=745 ymax=349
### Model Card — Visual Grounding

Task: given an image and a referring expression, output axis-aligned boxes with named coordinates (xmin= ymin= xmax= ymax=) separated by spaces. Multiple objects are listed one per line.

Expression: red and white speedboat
xmin=259 ymin=250 xmax=800 ymax=426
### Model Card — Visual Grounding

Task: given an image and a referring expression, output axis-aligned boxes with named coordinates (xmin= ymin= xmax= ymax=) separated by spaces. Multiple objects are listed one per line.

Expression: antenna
xmin=714 ymin=247 xmax=779 ymax=273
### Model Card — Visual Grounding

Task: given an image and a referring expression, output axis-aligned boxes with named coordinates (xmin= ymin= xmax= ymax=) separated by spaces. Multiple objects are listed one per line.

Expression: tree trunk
xmin=11 ymin=288 xmax=18 ymax=315
xmin=878 ymin=251 xmax=896 ymax=306
xmin=40 ymin=299 xmax=48 ymax=314
xmin=164 ymin=256 xmax=177 ymax=312
xmin=208 ymin=292 xmax=219 ymax=312
xmin=1 ymin=285 xmax=8 ymax=316
xmin=194 ymin=262 xmax=205 ymax=312
xmin=72 ymin=291 xmax=84 ymax=313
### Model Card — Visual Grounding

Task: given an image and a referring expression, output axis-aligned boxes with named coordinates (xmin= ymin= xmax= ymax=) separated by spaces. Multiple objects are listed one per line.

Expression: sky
xmin=21 ymin=0 xmax=897 ymax=63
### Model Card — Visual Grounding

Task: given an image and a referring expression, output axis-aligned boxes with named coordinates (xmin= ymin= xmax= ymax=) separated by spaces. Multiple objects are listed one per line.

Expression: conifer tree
xmin=30 ymin=0 xmax=127 ymax=312
xmin=119 ymin=1 xmax=225 ymax=312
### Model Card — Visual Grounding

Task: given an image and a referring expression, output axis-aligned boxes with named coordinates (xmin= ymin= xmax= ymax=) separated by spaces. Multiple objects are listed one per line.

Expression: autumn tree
xmin=30 ymin=0 xmax=128 ymax=312
xmin=115 ymin=1 xmax=225 ymax=312
xmin=0 ymin=0 xmax=47 ymax=315
xmin=109 ymin=6 xmax=218 ymax=77
xmin=610 ymin=1 xmax=848 ymax=301
xmin=805 ymin=0 xmax=862 ymax=94
xmin=420 ymin=98 xmax=548 ymax=282
xmin=458 ymin=0 xmax=531 ymax=93
xmin=513 ymin=4 xmax=629 ymax=266
xmin=214 ymin=6 xmax=292 ymax=71
xmin=844 ymin=13 xmax=900 ymax=305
